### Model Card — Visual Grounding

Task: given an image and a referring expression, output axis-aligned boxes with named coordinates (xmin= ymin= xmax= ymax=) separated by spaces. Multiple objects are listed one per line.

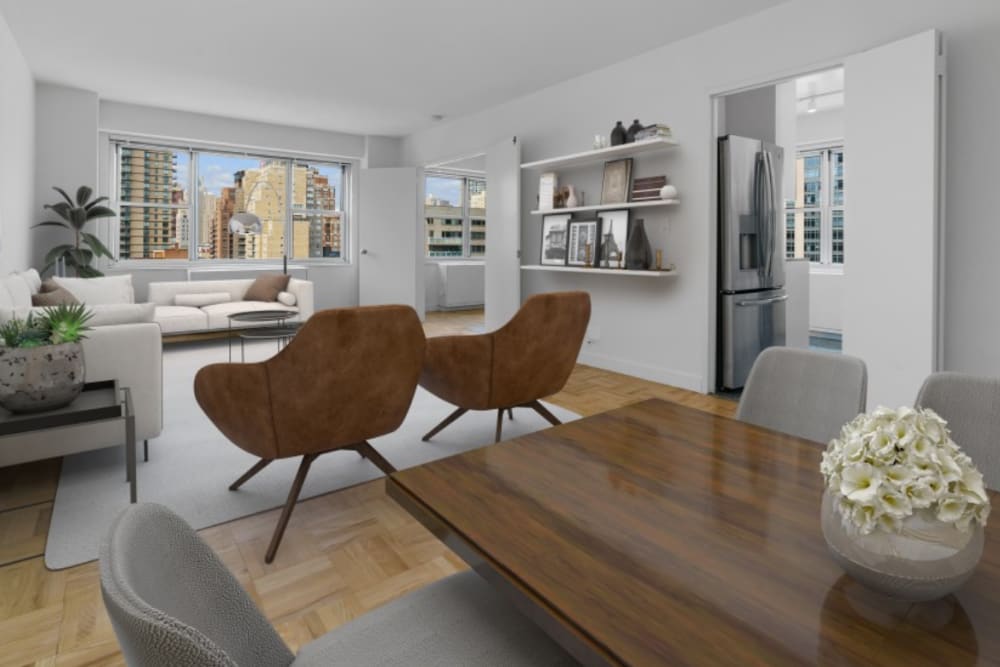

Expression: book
xmin=632 ymin=176 xmax=667 ymax=188
xmin=635 ymin=124 xmax=672 ymax=141
xmin=538 ymin=172 xmax=558 ymax=211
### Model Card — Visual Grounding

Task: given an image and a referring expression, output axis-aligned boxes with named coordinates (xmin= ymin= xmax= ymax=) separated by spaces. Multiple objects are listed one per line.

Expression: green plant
xmin=0 ymin=305 xmax=93 ymax=348
xmin=35 ymin=186 xmax=116 ymax=277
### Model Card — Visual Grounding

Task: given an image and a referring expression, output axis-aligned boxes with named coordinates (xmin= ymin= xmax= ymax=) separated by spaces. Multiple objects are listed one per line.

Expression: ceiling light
xmin=806 ymin=97 xmax=817 ymax=114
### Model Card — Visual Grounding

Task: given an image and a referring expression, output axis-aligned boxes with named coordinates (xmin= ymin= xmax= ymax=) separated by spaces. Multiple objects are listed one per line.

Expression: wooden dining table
xmin=387 ymin=398 xmax=1000 ymax=666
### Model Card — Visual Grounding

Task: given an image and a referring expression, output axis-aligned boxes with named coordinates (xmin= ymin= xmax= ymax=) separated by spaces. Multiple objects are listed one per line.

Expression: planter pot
xmin=821 ymin=490 xmax=984 ymax=601
xmin=0 ymin=342 xmax=85 ymax=413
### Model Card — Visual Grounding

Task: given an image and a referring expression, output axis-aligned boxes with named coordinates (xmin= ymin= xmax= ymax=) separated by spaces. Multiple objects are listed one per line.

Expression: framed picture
xmin=600 ymin=158 xmax=633 ymax=204
xmin=598 ymin=210 xmax=629 ymax=268
xmin=566 ymin=219 xmax=599 ymax=267
xmin=540 ymin=214 xmax=571 ymax=266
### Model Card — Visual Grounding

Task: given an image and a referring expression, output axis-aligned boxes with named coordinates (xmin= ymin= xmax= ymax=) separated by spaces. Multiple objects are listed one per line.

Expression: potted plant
xmin=820 ymin=406 xmax=991 ymax=600
xmin=0 ymin=304 xmax=94 ymax=413
xmin=35 ymin=186 xmax=116 ymax=277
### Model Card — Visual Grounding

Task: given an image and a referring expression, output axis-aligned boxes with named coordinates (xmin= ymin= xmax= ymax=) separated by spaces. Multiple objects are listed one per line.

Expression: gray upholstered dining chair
xmin=916 ymin=372 xmax=1000 ymax=490
xmin=736 ymin=346 xmax=868 ymax=443
xmin=100 ymin=503 xmax=577 ymax=667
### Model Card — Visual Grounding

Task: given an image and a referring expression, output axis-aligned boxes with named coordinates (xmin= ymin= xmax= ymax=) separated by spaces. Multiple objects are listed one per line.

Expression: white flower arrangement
xmin=821 ymin=406 xmax=991 ymax=536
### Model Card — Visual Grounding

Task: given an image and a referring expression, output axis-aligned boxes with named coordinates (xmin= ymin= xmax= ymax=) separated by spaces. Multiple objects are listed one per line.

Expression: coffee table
xmin=236 ymin=325 xmax=300 ymax=362
xmin=226 ymin=310 xmax=296 ymax=362
xmin=388 ymin=399 xmax=1000 ymax=666
xmin=0 ymin=380 xmax=138 ymax=502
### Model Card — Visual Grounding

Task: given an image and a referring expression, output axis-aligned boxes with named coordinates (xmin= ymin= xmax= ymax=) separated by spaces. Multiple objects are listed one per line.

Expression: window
xmin=113 ymin=140 xmax=349 ymax=262
xmin=424 ymin=174 xmax=486 ymax=258
xmin=785 ymin=145 xmax=844 ymax=266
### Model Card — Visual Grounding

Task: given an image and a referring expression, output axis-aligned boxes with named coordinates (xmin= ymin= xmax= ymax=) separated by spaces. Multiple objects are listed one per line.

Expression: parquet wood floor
xmin=0 ymin=308 xmax=735 ymax=666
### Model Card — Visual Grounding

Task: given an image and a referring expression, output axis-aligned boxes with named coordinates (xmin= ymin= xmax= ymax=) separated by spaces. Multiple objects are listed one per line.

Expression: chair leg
xmin=351 ymin=441 xmax=397 ymax=475
xmin=507 ymin=408 xmax=514 ymax=421
xmin=143 ymin=440 xmax=149 ymax=462
xmin=495 ymin=409 xmax=504 ymax=443
xmin=527 ymin=400 xmax=562 ymax=427
xmin=229 ymin=459 xmax=273 ymax=491
xmin=421 ymin=407 xmax=468 ymax=442
xmin=265 ymin=453 xmax=318 ymax=564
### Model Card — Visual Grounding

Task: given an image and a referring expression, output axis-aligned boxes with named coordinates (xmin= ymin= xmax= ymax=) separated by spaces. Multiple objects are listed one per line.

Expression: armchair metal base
xmin=422 ymin=400 xmax=561 ymax=444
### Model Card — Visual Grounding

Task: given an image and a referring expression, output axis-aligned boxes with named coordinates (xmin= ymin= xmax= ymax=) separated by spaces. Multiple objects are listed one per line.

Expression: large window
xmin=424 ymin=173 xmax=486 ymax=258
xmin=785 ymin=145 xmax=844 ymax=266
xmin=114 ymin=140 xmax=348 ymax=261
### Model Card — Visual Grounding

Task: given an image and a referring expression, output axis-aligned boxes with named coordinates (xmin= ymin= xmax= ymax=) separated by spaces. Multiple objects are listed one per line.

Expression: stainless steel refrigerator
xmin=718 ymin=135 xmax=786 ymax=391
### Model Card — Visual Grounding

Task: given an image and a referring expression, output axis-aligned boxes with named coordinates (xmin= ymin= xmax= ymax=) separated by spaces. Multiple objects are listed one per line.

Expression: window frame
xmin=110 ymin=137 xmax=353 ymax=265
xmin=424 ymin=170 xmax=486 ymax=260
xmin=786 ymin=141 xmax=844 ymax=271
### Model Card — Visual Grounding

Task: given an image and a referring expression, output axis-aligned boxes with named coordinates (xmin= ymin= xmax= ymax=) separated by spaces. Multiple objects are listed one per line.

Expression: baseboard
xmin=577 ymin=350 xmax=705 ymax=393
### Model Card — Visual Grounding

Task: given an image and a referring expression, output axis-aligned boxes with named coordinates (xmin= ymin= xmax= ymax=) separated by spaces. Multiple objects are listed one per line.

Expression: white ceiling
xmin=0 ymin=0 xmax=786 ymax=136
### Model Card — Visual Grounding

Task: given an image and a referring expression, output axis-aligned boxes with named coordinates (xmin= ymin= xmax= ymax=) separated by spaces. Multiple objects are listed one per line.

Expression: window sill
xmin=809 ymin=264 xmax=844 ymax=276
xmin=110 ymin=258 xmax=353 ymax=270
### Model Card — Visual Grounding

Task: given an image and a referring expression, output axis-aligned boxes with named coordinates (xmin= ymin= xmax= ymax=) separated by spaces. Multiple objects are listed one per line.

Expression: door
xmin=484 ymin=136 xmax=521 ymax=331
xmin=720 ymin=288 xmax=787 ymax=390
xmin=842 ymin=30 xmax=943 ymax=408
xmin=358 ymin=167 xmax=424 ymax=317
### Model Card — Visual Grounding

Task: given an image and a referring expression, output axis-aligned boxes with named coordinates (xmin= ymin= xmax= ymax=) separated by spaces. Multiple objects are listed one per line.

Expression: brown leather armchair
xmin=194 ymin=305 xmax=425 ymax=563
xmin=420 ymin=291 xmax=591 ymax=443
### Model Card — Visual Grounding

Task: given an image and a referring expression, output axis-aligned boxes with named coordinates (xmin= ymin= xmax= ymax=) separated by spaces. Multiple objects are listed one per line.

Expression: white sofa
xmin=0 ymin=271 xmax=162 ymax=467
xmin=148 ymin=278 xmax=314 ymax=335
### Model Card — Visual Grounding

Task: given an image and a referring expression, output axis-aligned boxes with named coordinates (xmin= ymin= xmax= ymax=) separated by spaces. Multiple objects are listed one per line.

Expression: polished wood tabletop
xmin=388 ymin=398 xmax=1000 ymax=666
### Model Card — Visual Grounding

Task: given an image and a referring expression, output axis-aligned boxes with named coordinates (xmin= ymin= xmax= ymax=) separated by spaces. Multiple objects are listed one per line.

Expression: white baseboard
xmin=577 ymin=350 xmax=706 ymax=393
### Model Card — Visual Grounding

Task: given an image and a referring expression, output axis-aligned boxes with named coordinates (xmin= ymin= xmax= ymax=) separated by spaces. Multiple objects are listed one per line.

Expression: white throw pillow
xmin=174 ymin=292 xmax=232 ymax=308
xmin=16 ymin=269 xmax=42 ymax=294
xmin=276 ymin=291 xmax=297 ymax=307
xmin=2 ymin=275 xmax=33 ymax=309
xmin=53 ymin=275 xmax=135 ymax=305
xmin=86 ymin=303 xmax=156 ymax=327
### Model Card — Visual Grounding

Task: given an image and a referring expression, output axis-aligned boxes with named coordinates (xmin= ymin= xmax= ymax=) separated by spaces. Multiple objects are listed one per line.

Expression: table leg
xmin=124 ymin=388 xmax=137 ymax=503
xmin=228 ymin=320 xmax=233 ymax=362
xmin=241 ymin=338 xmax=246 ymax=363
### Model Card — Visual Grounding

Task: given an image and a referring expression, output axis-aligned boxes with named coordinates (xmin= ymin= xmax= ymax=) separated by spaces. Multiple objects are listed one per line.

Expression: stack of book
xmin=634 ymin=124 xmax=672 ymax=142
xmin=631 ymin=175 xmax=667 ymax=202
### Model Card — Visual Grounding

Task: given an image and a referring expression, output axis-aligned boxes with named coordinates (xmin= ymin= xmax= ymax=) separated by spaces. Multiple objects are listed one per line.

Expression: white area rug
xmin=45 ymin=341 xmax=576 ymax=569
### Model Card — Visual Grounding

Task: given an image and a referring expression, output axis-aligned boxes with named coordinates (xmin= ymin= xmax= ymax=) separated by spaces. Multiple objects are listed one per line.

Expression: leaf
xmin=43 ymin=244 xmax=75 ymax=265
xmin=84 ymin=196 xmax=109 ymax=210
xmin=77 ymin=264 xmax=103 ymax=278
xmin=52 ymin=187 xmax=75 ymax=206
xmin=44 ymin=202 xmax=73 ymax=222
xmin=32 ymin=221 xmax=71 ymax=230
xmin=82 ymin=232 xmax=113 ymax=258
xmin=70 ymin=207 xmax=87 ymax=229
xmin=85 ymin=205 xmax=117 ymax=220
xmin=68 ymin=247 xmax=93 ymax=266
xmin=75 ymin=186 xmax=93 ymax=206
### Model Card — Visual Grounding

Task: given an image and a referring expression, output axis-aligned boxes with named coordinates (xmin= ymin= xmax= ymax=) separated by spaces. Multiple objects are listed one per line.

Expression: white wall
xmin=797 ymin=107 xmax=845 ymax=145
xmin=402 ymin=0 xmax=1000 ymax=390
xmin=0 ymin=13 xmax=35 ymax=274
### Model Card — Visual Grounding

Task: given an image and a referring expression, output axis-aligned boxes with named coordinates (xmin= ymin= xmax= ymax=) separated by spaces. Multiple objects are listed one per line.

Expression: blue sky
xmin=426 ymin=175 xmax=462 ymax=206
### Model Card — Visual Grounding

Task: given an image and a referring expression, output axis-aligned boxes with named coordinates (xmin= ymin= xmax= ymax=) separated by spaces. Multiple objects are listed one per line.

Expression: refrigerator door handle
xmin=761 ymin=149 xmax=777 ymax=283
xmin=736 ymin=294 xmax=788 ymax=307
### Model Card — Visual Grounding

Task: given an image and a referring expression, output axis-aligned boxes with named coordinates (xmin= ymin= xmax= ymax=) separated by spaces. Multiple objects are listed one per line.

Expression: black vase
xmin=625 ymin=219 xmax=653 ymax=270
xmin=610 ymin=121 xmax=627 ymax=146
xmin=626 ymin=119 xmax=643 ymax=143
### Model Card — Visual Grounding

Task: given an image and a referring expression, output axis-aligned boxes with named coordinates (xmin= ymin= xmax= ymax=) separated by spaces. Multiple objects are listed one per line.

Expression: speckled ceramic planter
xmin=0 ymin=342 xmax=85 ymax=413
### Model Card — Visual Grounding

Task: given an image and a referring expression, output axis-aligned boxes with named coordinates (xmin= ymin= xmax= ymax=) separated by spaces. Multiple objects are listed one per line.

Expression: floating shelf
xmin=521 ymin=265 xmax=678 ymax=277
xmin=530 ymin=199 xmax=679 ymax=216
xmin=520 ymin=137 xmax=678 ymax=171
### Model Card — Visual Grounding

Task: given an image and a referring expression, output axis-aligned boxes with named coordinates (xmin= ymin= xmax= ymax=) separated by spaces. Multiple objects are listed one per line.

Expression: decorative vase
xmin=565 ymin=186 xmax=579 ymax=208
xmin=0 ymin=343 xmax=85 ymax=413
xmin=610 ymin=121 xmax=627 ymax=146
xmin=626 ymin=119 xmax=643 ymax=143
xmin=820 ymin=490 xmax=984 ymax=602
xmin=625 ymin=219 xmax=653 ymax=270
xmin=659 ymin=184 xmax=678 ymax=200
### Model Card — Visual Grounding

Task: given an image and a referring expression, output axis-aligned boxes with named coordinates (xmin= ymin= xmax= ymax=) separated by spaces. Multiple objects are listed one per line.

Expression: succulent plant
xmin=0 ymin=305 xmax=93 ymax=348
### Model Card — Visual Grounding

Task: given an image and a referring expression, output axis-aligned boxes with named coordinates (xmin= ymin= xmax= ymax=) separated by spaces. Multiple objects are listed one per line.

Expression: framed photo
xmin=540 ymin=214 xmax=571 ymax=266
xmin=600 ymin=158 xmax=633 ymax=204
xmin=598 ymin=210 xmax=629 ymax=268
xmin=566 ymin=219 xmax=599 ymax=267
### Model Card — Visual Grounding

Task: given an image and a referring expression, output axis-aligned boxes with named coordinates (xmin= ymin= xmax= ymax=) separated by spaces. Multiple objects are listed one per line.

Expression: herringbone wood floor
xmin=0 ymin=309 xmax=735 ymax=666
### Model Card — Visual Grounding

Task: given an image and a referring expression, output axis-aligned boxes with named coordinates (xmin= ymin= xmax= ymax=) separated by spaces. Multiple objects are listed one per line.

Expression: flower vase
xmin=0 ymin=343 xmax=85 ymax=413
xmin=624 ymin=219 xmax=653 ymax=270
xmin=565 ymin=186 xmax=579 ymax=208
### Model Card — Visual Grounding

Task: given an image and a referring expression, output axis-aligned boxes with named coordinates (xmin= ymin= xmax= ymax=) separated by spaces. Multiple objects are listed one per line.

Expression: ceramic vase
xmin=626 ymin=119 xmax=643 ymax=143
xmin=565 ymin=186 xmax=579 ymax=208
xmin=610 ymin=121 xmax=627 ymax=146
xmin=0 ymin=343 xmax=85 ymax=413
xmin=624 ymin=219 xmax=653 ymax=270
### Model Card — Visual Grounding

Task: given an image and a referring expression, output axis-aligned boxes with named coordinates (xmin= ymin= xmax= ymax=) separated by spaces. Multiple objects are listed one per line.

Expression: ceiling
xmin=796 ymin=67 xmax=844 ymax=115
xmin=0 ymin=0 xmax=787 ymax=136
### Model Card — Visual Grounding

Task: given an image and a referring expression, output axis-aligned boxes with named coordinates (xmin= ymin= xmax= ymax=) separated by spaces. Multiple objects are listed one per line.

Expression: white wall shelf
xmin=520 ymin=137 xmax=678 ymax=171
xmin=530 ymin=199 xmax=679 ymax=216
xmin=521 ymin=265 xmax=678 ymax=277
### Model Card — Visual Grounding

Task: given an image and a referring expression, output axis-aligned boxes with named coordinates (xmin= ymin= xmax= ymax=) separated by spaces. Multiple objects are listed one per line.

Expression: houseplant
xmin=820 ymin=406 xmax=991 ymax=600
xmin=0 ymin=304 xmax=93 ymax=413
xmin=35 ymin=186 xmax=116 ymax=277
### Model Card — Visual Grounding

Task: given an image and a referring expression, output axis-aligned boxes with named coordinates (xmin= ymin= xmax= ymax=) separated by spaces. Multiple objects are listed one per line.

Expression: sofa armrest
xmin=419 ymin=334 xmax=494 ymax=410
xmin=287 ymin=279 xmax=314 ymax=320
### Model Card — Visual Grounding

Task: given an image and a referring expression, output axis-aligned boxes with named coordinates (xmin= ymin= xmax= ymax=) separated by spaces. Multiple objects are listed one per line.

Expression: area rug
xmin=45 ymin=341 xmax=576 ymax=569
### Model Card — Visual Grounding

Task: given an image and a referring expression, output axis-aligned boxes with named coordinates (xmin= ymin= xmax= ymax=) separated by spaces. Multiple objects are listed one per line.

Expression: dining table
xmin=387 ymin=398 xmax=1000 ymax=666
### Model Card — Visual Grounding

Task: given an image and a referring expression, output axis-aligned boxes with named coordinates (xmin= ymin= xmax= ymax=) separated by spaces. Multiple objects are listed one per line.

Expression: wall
xmin=401 ymin=0 xmax=1000 ymax=390
xmin=797 ymin=107 xmax=845 ymax=145
xmin=722 ymin=85 xmax=777 ymax=143
xmin=0 ymin=13 xmax=35 ymax=274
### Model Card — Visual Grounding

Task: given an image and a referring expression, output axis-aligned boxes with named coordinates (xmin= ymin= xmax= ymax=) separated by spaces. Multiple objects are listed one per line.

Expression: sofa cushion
xmin=153 ymin=306 xmax=209 ymax=335
xmin=54 ymin=275 xmax=135 ymax=305
xmin=276 ymin=291 xmax=297 ymax=307
xmin=244 ymin=273 xmax=289 ymax=302
xmin=201 ymin=301 xmax=297 ymax=330
xmin=17 ymin=269 xmax=42 ymax=294
xmin=175 ymin=292 xmax=232 ymax=308
xmin=88 ymin=303 xmax=156 ymax=327
xmin=1 ymin=275 xmax=32 ymax=310
xmin=32 ymin=285 xmax=79 ymax=307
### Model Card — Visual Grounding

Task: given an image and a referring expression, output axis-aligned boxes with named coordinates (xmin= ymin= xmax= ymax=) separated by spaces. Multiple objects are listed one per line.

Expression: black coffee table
xmin=227 ymin=310 xmax=297 ymax=362
xmin=236 ymin=325 xmax=301 ymax=362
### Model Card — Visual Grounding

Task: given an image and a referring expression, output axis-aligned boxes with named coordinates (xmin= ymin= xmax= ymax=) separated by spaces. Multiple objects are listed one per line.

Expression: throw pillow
xmin=276 ymin=291 xmax=297 ymax=307
xmin=32 ymin=286 xmax=79 ymax=307
xmin=244 ymin=274 xmax=290 ymax=302
xmin=1 ymin=275 xmax=33 ymax=309
xmin=53 ymin=274 xmax=135 ymax=305
xmin=175 ymin=292 xmax=232 ymax=308
xmin=17 ymin=269 xmax=42 ymax=294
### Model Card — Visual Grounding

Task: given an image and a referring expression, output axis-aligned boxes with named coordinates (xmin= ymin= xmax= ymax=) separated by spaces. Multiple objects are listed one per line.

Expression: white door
xmin=842 ymin=29 xmax=944 ymax=408
xmin=485 ymin=136 xmax=521 ymax=331
xmin=358 ymin=167 xmax=424 ymax=317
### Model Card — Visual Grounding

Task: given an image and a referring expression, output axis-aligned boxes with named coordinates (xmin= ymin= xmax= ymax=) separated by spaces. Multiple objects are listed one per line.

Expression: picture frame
xmin=566 ymin=219 xmax=599 ymax=267
xmin=540 ymin=214 xmax=571 ymax=266
xmin=600 ymin=158 xmax=633 ymax=205
xmin=597 ymin=210 xmax=629 ymax=268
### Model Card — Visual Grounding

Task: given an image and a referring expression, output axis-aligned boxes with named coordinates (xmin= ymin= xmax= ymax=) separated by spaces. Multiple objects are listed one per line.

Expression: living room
xmin=2 ymin=1 xmax=1000 ymax=665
